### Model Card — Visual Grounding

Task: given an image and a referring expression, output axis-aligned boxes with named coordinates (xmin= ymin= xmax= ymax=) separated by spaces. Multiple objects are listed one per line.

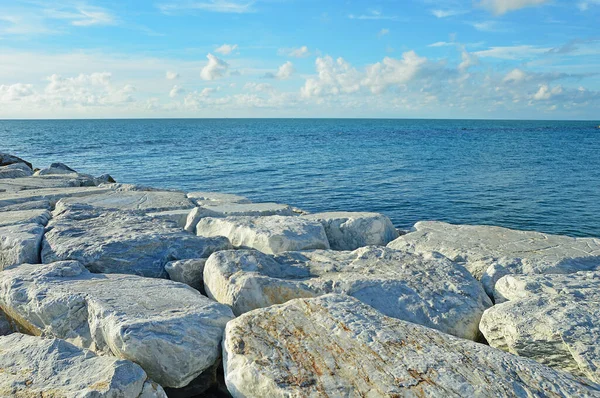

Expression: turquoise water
xmin=1 ymin=119 xmax=599 ymax=237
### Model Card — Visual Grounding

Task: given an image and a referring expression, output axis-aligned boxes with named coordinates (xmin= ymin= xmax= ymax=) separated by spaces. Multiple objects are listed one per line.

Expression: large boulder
xmin=0 ymin=223 xmax=44 ymax=270
xmin=494 ymin=271 xmax=600 ymax=303
xmin=60 ymin=189 xmax=195 ymax=213
xmin=0 ymin=333 xmax=166 ymax=397
xmin=196 ymin=216 xmax=329 ymax=254
xmin=185 ymin=203 xmax=296 ymax=233
xmin=301 ymin=211 xmax=399 ymax=250
xmin=187 ymin=191 xmax=251 ymax=205
xmin=0 ymin=208 xmax=51 ymax=228
xmin=0 ymin=261 xmax=235 ymax=389
xmin=480 ymin=296 xmax=600 ymax=383
xmin=42 ymin=202 xmax=231 ymax=278
xmin=223 ymin=294 xmax=600 ymax=397
xmin=388 ymin=221 xmax=600 ymax=294
xmin=205 ymin=247 xmax=491 ymax=340
xmin=0 ymin=163 xmax=33 ymax=179
xmin=0 ymin=153 xmax=32 ymax=170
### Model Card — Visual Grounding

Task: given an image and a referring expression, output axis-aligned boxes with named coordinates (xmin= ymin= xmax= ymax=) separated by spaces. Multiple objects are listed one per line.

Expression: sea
xmin=2 ymin=118 xmax=599 ymax=238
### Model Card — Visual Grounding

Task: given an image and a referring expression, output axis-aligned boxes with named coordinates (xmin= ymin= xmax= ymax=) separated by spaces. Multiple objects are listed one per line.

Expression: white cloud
xmin=169 ymin=85 xmax=185 ymax=98
xmin=428 ymin=41 xmax=454 ymax=48
xmin=200 ymin=53 xmax=229 ymax=80
xmin=458 ymin=50 xmax=478 ymax=72
xmin=378 ymin=28 xmax=390 ymax=37
xmin=474 ymin=45 xmax=551 ymax=60
xmin=279 ymin=46 xmax=310 ymax=58
xmin=578 ymin=0 xmax=600 ymax=10
xmin=244 ymin=82 xmax=274 ymax=92
xmin=158 ymin=1 xmax=254 ymax=14
xmin=0 ymin=83 xmax=35 ymax=101
xmin=43 ymin=5 xmax=115 ymax=27
xmin=503 ymin=68 xmax=527 ymax=83
xmin=478 ymin=0 xmax=550 ymax=15
xmin=363 ymin=51 xmax=427 ymax=94
xmin=301 ymin=56 xmax=362 ymax=98
xmin=166 ymin=71 xmax=179 ymax=80
xmin=431 ymin=9 xmax=468 ymax=18
xmin=348 ymin=10 xmax=399 ymax=20
xmin=215 ymin=44 xmax=238 ymax=55
xmin=471 ymin=21 xmax=501 ymax=32
xmin=533 ymin=84 xmax=563 ymax=100
xmin=276 ymin=61 xmax=294 ymax=80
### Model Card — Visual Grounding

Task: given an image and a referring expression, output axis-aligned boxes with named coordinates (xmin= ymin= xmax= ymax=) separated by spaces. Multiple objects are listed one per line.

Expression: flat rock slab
xmin=480 ymin=296 xmax=600 ymax=383
xmin=0 ymin=199 xmax=51 ymax=212
xmin=0 ymin=333 xmax=166 ymax=397
xmin=0 ymin=185 xmax=112 ymax=209
xmin=165 ymin=258 xmax=207 ymax=292
xmin=187 ymin=191 xmax=251 ymax=205
xmin=148 ymin=209 xmax=190 ymax=228
xmin=0 ymin=261 xmax=235 ymax=388
xmin=223 ymin=294 xmax=600 ymax=397
xmin=0 ymin=223 xmax=44 ymax=270
xmin=302 ymin=211 xmax=399 ymax=250
xmin=60 ymin=189 xmax=195 ymax=213
xmin=494 ymin=271 xmax=600 ymax=303
xmin=388 ymin=221 xmax=600 ymax=294
xmin=205 ymin=247 xmax=491 ymax=340
xmin=0 ymin=175 xmax=99 ymax=195
xmin=42 ymin=202 xmax=231 ymax=278
xmin=196 ymin=216 xmax=330 ymax=254
xmin=0 ymin=208 xmax=51 ymax=228
xmin=185 ymin=203 xmax=296 ymax=233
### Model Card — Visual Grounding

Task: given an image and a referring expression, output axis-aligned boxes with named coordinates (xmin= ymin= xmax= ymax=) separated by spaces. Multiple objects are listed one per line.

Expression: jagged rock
xmin=388 ymin=221 xmax=600 ymax=294
xmin=0 ymin=261 xmax=235 ymax=388
xmin=0 ymin=153 xmax=32 ymax=170
xmin=196 ymin=216 xmax=329 ymax=254
xmin=494 ymin=271 xmax=600 ymax=303
xmin=0 ymin=208 xmax=51 ymax=228
xmin=95 ymin=173 xmax=116 ymax=184
xmin=0 ymin=333 xmax=166 ymax=397
xmin=187 ymin=191 xmax=251 ymax=205
xmin=223 ymin=294 xmax=600 ymax=397
xmin=148 ymin=209 xmax=191 ymax=228
xmin=35 ymin=162 xmax=77 ymax=175
xmin=0 ymin=163 xmax=33 ymax=179
xmin=480 ymin=296 xmax=600 ymax=382
xmin=0 ymin=223 xmax=44 ymax=270
xmin=0 ymin=185 xmax=112 ymax=208
xmin=165 ymin=258 xmax=207 ymax=292
xmin=42 ymin=202 xmax=231 ymax=278
xmin=205 ymin=247 xmax=491 ymax=340
xmin=185 ymin=203 xmax=296 ymax=233
xmin=59 ymin=189 xmax=195 ymax=213
xmin=100 ymin=183 xmax=166 ymax=192
xmin=301 ymin=211 xmax=399 ymax=250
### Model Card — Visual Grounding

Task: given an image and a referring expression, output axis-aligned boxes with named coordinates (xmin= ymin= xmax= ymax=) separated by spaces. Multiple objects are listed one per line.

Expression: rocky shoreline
xmin=0 ymin=152 xmax=599 ymax=397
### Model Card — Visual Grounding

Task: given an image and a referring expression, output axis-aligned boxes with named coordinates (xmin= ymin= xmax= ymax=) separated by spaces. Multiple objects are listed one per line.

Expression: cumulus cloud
xmin=478 ymin=0 xmax=550 ymax=15
xmin=200 ymin=53 xmax=229 ymax=80
xmin=301 ymin=56 xmax=362 ymax=98
xmin=503 ymin=68 xmax=527 ymax=83
xmin=215 ymin=44 xmax=238 ymax=55
xmin=43 ymin=72 xmax=135 ymax=105
xmin=263 ymin=61 xmax=295 ymax=80
xmin=169 ymin=85 xmax=185 ymax=98
xmin=0 ymin=83 xmax=35 ymax=101
xmin=533 ymin=84 xmax=563 ymax=100
xmin=362 ymin=51 xmax=428 ymax=94
xmin=458 ymin=50 xmax=478 ymax=72
xmin=244 ymin=82 xmax=274 ymax=92
xmin=278 ymin=46 xmax=310 ymax=58
xmin=166 ymin=71 xmax=179 ymax=80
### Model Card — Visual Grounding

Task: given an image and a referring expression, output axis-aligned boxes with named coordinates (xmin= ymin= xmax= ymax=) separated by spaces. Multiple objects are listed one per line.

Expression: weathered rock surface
xmin=0 ymin=163 xmax=33 ymax=179
xmin=302 ymin=211 xmax=399 ymax=250
xmin=0 ymin=223 xmax=44 ymax=270
xmin=0 ymin=308 xmax=13 ymax=335
xmin=205 ymin=247 xmax=491 ymax=340
xmin=148 ymin=209 xmax=191 ymax=228
xmin=0 ymin=261 xmax=235 ymax=388
xmin=0 ymin=185 xmax=112 ymax=208
xmin=185 ymin=203 xmax=296 ymax=233
xmin=223 ymin=294 xmax=600 ymax=397
xmin=35 ymin=162 xmax=77 ymax=176
xmin=480 ymin=296 xmax=600 ymax=382
xmin=187 ymin=191 xmax=251 ymax=205
xmin=494 ymin=271 xmax=600 ymax=303
xmin=388 ymin=221 xmax=600 ymax=294
xmin=0 ymin=333 xmax=166 ymax=397
xmin=60 ymin=189 xmax=195 ymax=213
xmin=0 ymin=208 xmax=51 ymax=228
xmin=0 ymin=199 xmax=51 ymax=212
xmin=0 ymin=153 xmax=32 ymax=170
xmin=196 ymin=216 xmax=329 ymax=254
xmin=165 ymin=258 xmax=207 ymax=292
xmin=42 ymin=202 xmax=231 ymax=278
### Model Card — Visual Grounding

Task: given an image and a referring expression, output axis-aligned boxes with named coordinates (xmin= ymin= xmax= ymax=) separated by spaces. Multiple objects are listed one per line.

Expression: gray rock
xmin=0 ymin=185 xmax=113 ymax=209
xmin=302 ymin=211 xmax=399 ymax=250
xmin=187 ymin=191 xmax=251 ymax=205
xmin=0 ymin=199 xmax=51 ymax=212
xmin=0 ymin=333 xmax=166 ymax=397
xmin=205 ymin=247 xmax=491 ymax=340
xmin=35 ymin=162 xmax=77 ymax=175
xmin=0 ymin=308 xmax=13 ymax=335
xmin=148 ymin=209 xmax=191 ymax=228
xmin=0 ymin=163 xmax=33 ymax=179
xmin=94 ymin=173 xmax=116 ymax=184
xmin=388 ymin=221 xmax=600 ymax=294
xmin=0 ymin=153 xmax=32 ymax=169
xmin=165 ymin=258 xmax=207 ymax=292
xmin=0 ymin=208 xmax=51 ymax=228
xmin=223 ymin=294 xmax=600 ymax=397
xmin=0 ymin=261 xmax=235 ymax=388
xmin=60 ymin=189 xmax=195 ymax=213
xmin=185 ymin=203 xmax=296 ymax=233
xmin=494 ymin=271 xmax=600 ymax=303
xmin=0 ymin=223 xmax=44 ymax=270
xmin=196 ymin=216 xmax=329 ymax=254
xmin=480 ymin=296 xmax=600 ymax=383
xmin=42 ymin=202 xmax=232 ymax=278
xmin=0 ymin=175 xmax=98 ymax=195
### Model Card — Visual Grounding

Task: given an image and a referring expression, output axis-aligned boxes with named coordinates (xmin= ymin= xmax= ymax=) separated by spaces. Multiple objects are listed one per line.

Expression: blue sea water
xmin=1 ymin=118 xmax=599 ymax=238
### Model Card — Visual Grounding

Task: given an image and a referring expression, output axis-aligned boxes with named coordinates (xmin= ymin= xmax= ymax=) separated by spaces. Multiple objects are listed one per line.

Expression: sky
xmin=0 ymin=0 xmax=599 ymax=119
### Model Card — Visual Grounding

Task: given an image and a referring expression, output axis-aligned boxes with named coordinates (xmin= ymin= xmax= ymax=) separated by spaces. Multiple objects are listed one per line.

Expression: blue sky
xmin=0 ymin=0 xmax=599 ymax=119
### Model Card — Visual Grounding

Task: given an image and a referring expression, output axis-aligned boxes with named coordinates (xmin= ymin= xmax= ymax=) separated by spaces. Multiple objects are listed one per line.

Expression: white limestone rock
xmin=60 ymin=189 xmax=195 ymax=213
xmin=42 ymin=202 xmax=231 ymax=278
xmin=480 ymin=296 xmax=600 ymax=383
xmin=196 ymin=215 xmax=329 ymax=254
xmin=0 ymin=333 xmax=166 ymax=397
xmin=302 ymin=211 xmax=399 ymax=250
xmin=0 ymin=208 xmax=51 ymax=228
xmin=0 ymin=223 xmax=44 ymax=270
xmin=0 ymin=261 xmax=235 ymax=389
xmin=0 ymin=185 xmax=112 ymax=209
xmin=148 ymin=209 xmax=190 ymax=228
xmin=223 ymin=294 xmax=600 ymax=397
xmin=0 ymin=199 xmax=51 ymax=212
xmin=0 ymin=163 xmax=33 ymax=179
xmin=205 ymin=247 xmax=491 ymax=340
xmin=185 ymin=203 xmax=296 ymax=233
xmin=388 ymin=221 xmax=600 ymax=294
xmin=165 ymin=258 xmax=207 ymax=291
xmin=187 ymin=191 xmax=251 ymax=205
xmin=494 ymin=271 xmax=600 ymax=303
